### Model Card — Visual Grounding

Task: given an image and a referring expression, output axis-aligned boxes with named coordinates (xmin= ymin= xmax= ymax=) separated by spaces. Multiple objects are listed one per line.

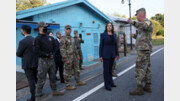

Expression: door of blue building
xmin=92 ymin=29 xmax=99 ymax=60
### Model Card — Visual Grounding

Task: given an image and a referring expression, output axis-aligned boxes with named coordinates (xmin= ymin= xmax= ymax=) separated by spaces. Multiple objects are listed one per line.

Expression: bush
xmin=156 ymin=29 xmax=164 ymax=36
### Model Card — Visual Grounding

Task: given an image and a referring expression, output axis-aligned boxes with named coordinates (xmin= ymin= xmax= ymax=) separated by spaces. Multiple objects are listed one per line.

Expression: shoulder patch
xmin=144 ymin=21 xmax=151 ymax=26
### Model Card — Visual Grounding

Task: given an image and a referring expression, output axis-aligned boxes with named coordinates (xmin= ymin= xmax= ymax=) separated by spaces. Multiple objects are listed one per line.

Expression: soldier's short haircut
xmin=56 ymin=31 xmax=61 ymax=35
xmin=21 ymin=25 xmax=31 ymax=34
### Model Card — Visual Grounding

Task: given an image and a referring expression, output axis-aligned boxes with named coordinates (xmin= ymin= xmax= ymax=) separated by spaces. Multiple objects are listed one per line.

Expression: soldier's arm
xmin=116 ymin=34 xmax=121 ymax=48
xmin=60 ymin=38 xmax=69 ymax=62
xmin=133 ymin=20 xmax=152 ymax=31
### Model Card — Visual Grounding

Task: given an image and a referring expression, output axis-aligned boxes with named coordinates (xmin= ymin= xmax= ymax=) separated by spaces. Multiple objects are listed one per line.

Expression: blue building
xmin=16 ymin=0 xmax=114 ymax=66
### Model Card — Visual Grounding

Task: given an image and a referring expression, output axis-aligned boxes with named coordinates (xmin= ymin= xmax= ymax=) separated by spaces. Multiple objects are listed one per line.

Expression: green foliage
xmin=151 ymin=13 xmax=164 ymax=27
xmin=152 ymin=38 xmax=164 ymax=45
xmin=131 ymin=16 xmax=137 ymax=20
xmin=156 ymin=29 xmax=164 ymax=36
xmin=16 ymin=0 xmax=47 ymax=11
xmin=150 ymin=19 xmax=163 ymax=36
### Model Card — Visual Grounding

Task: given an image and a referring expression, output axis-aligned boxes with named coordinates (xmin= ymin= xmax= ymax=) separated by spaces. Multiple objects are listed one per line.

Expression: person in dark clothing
xmin=99 ymin=22 xmax=119 ymax=91
xmin=16 ymin=25 xmax=38 ymax=101
xmin=35 ymin=22 xmax=64 ymax=99
xmin=54 ymin=32 xmax=65 ymax=83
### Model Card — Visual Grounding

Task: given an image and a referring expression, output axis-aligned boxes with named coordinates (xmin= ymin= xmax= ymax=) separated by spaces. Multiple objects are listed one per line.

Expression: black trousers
xmin=55 ymin=61 xmax=64 ymax=82
xmin=103 ymin=58 xmax=115 ymax=88
xmin=24 ymin=67 xmax=37 ymax=100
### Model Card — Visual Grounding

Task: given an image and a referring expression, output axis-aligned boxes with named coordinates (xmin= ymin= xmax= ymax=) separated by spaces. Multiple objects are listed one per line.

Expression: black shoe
xmin=61 ymin=80 xmax=65 ymax=83
xmin=111 ymin=84 xmax=117 ymax=87
xmin=105 ymin=87 xmax=112 ymax=91
xmin=27 ymin=98 xmax=31 ymax=101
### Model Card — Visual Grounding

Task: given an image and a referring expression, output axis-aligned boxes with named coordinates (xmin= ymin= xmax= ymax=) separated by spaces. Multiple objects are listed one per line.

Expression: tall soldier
xmin=60 ymin=25 xmax=86 ymax=90
xmin=17 ymin=25 xmax=38 ymax=101
xmin=35 ymin=22 xmax=64 ymax=99
xmin=128 ymin=8 xmax=153 ymax=95
xmin=112 ymin=32 xmax=121 ymax=77
xmin=73 ymin=30 xmax=84 ymax=70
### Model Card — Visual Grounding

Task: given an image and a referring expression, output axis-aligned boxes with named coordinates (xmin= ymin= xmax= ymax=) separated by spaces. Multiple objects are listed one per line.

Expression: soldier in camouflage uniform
xmin=128 ymin=8 xmax=153 ymax=95
xmin=112 ymin=32 xmax=121 ymax=77
xmin=73 ymin=30 xmax=85 ymax=70
xmin=35 ymin=22 xmax=64 ymax=98
xmin=60 ymin=25 xmax=86 ymax=90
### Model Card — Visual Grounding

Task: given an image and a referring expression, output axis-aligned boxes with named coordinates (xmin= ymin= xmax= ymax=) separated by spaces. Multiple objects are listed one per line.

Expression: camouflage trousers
xmin=64 ymin=57 xmax=80 ymax=87
xmin=79 ymin=50 xmax=83 ymax=68
xmin=135 ymin=50 xmax=151 ymax=86
xmin=112 ymin=60 xmax=116 ymax=73
xmin=36 ymin=58 xmax=57 ymax=96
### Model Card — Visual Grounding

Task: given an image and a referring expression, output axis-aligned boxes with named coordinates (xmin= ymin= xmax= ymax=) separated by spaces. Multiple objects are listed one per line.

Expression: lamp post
xmin=121 ymin=0 xmax=133 ymax=50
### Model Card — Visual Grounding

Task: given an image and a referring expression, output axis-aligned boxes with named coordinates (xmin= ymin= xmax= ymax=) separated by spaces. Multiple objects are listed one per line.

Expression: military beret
xmin=65 ymin=25 xmax=71 ymax=29
xmin=135 ymin=8 xmax=146 ymax=16
xmin=37 ymin=21 xmax=48 ymax=28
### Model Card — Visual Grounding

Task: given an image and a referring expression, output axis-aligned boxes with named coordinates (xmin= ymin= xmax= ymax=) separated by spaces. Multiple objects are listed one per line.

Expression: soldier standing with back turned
xmin=60 ymin=25 xmax=86 ymax=90
xmin=128 ymin=8 xmax=153 ymax=95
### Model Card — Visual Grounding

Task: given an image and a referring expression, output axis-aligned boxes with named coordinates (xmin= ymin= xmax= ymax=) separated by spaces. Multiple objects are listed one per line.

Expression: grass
xmin=152 ymin=36 xmax=164 ymax=45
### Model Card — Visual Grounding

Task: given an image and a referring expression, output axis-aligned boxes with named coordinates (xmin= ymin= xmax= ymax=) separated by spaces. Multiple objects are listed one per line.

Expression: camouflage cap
xmin=37 ymin=21 xmax=48 ymax=28
xmin=74 ymin=30 xmax=78 ymax=34
xmin=65 ymin=25 xmax=71 ymax=29
xmin=135 ymin=8 xmax=146 ymax=16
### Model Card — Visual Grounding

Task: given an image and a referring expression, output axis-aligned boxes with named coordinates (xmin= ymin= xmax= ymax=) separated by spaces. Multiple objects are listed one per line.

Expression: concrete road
xmin=43 ymin=46 xmax=164 ymax=101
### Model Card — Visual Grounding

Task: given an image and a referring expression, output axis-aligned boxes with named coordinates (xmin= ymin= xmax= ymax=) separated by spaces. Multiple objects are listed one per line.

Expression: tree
xmin=113 ymin=12 xmax=121 ymax=17
xmin=151 ymin=13 xmax=164 ymax=27
xmin=131 ymin=16 xmax=137 ymax=21
xmin=150 ymin=19 xmax=163 ymax=36
xmin=16 ymin=0 xmax=47 ymax=11
xmin=121 ymin=15 xmax=126 ymax=18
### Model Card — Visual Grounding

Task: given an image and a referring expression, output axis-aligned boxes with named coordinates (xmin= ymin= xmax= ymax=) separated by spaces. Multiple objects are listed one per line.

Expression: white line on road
xmin=73 ymin=47 xmax=164 ymax=101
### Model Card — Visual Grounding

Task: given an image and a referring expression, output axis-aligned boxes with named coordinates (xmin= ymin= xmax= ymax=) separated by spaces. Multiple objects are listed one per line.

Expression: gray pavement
xmin=42 ymin=45 xmax=164 ymax=101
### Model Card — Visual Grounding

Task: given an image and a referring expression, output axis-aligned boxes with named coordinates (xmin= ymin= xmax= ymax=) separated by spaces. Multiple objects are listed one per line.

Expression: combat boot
xmin=76 ymin=81 xmax=86 ymax=86
xmin=129 ymin=85 xmax=144 ymax=95
xmin=112 ymin=72 xmax=117 ymax=77
xmin=143 ymin=83 xmax=152 ymax=93
xmin=52 ymin=91 xmax=64 ymax=96
xmin=80 ymin=67 xmax=84 ymax=70
xmin=66 ymin=85 xmax=76 ymax=90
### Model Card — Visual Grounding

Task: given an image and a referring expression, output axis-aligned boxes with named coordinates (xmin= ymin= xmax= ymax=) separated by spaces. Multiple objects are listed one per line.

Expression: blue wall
xmin=16 ymin=4 xmax=108 ymax=65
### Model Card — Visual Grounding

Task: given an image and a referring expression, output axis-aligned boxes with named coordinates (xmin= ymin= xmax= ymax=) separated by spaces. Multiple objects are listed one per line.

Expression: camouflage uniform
xmin=133 ymin=17 xmax=153 ymax=86
xmin=74 ymin=36 xmax=84 ymax=69
xmin=60 ymin=34 xmax=80 ymax=87
xmin=36 ymin=58 xmax=57 ymax=96
xmin=112 ymin=32 xmax=121 ymax=73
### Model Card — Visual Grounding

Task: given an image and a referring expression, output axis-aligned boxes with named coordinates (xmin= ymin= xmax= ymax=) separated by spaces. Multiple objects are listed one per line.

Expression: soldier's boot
xmin=66 ymin=85 xmax=76 ymax=90
xmin=52 ymin=90 xmax=64 ymax=96
xmin=76 ymin=81 xmax=86 ymax=86
xmin=80 ymin=67 xmax=84 ymax=70
xmin=129 ymin=86 xmax=144 ymax=95
xmin=112 ymin=72 xmax=117 ymax=77
xmin=143 ymin=83 xmax=152 ymax=93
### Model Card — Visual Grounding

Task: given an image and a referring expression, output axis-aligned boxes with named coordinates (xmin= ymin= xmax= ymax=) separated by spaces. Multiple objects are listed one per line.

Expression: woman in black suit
xmin=99 ymin=22 xmax=119 ymax=91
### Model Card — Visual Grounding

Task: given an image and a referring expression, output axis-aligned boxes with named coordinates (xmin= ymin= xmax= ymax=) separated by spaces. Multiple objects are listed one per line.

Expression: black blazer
xmin=16 ymin=36 xmax=38 ymax=69
xmin=99 ymin=32 xmax=119 ymax=59
xmin=54 ymin=39 xmax=63 ymax=64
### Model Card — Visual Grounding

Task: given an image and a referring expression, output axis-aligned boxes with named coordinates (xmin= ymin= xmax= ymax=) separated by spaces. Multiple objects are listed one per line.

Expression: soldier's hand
xmin=50 ymin=55 xmax=53 ymax=59
xmin=78 ymin=38 xmax=81 ymax=40
xmin=127 ymin=18 xmax=134 ymax=24
xmin=65 ymin=61 xmax=70 ymax=64
xmin=78 ymin=56 xmax=80 ymax=60
xmin=132 ymin=34 xmax=135 ymax=38
xmin=116 ymin=56 xmax=119 ymax=60
xmin=118 ymin=48 xmax=121 ymax=52
xmin=99 ymin=57 xmax=103 ymax=62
